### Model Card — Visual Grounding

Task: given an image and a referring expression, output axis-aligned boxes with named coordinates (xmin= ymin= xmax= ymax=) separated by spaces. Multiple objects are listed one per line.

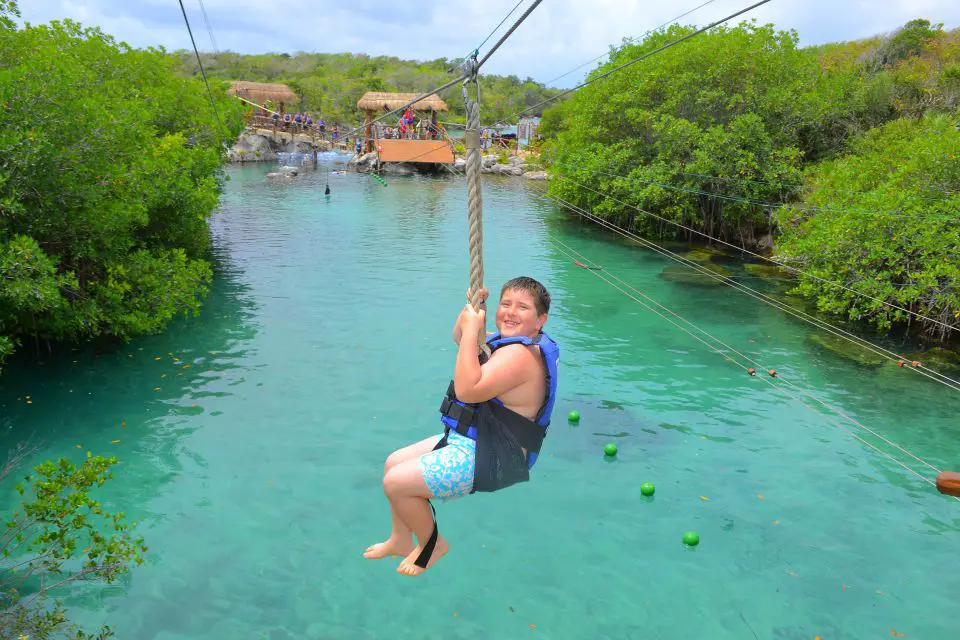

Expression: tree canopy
xmin=173 ymin=51 xmax=563 ymax=127
xmin=0 ymin=11 xmax=244 ymax=371
xmin=541 ymin=18 xmax=960 ymax=341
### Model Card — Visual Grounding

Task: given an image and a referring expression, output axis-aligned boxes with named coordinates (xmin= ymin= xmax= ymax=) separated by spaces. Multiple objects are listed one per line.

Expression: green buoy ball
xmin=640 ymin=482 xmax=656 ymax=497
xmin=568 ymin=410 xmax=580 ymax=423
xmin=603 ymin=443 xmax=618 ymax=457
xmin=682 ymin=531 xmax=700 ymax=547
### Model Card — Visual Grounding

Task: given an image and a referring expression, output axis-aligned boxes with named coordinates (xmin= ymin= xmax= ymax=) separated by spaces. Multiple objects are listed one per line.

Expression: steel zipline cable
xmin=441 ymin=148 xmax=957 ymax=496
xmin=546 ymin=237 xmax=952 ymax=496
xmin=539 ymin=186 xmax=960 ymax=394
xmin=335 ymin=0 xmax=545 ymax=143
xmin=177 ymin=0 xmax=222 ymax=127
xmin=543 ymin=0 xmax=720 ymax=87
xmin=504 ymin=0 xmax=775 ymax=123
xmin=196 ymin=0 xmax=219 ymax=53
xmin=472 ymin=0 xmax=527 ymax=59
xmin=551 ymin=170 xmax=960 ymax=338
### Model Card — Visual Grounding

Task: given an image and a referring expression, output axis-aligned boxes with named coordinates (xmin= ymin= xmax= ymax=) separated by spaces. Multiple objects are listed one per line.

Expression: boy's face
xmin=496 ymin=288 xmax=546 ymax=338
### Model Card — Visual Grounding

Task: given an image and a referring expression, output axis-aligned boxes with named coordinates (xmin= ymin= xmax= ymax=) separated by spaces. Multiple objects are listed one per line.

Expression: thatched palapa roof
xmin=228 ymin=81 xmax=299 ymax=105
xmin=357 ymin=92 xmax=449 ymax=112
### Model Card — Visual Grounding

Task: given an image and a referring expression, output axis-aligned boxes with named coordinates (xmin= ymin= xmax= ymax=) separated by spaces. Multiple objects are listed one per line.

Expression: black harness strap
xmin=413 ymin=501 xmax=439 ymax=569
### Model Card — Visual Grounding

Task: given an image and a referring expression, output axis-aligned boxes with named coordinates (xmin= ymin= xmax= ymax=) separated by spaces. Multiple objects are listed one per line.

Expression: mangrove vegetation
xmin=542 ymin=19 xmax=959 ymax=342
xmin=0 ymin=4 xmax=244 ymax=372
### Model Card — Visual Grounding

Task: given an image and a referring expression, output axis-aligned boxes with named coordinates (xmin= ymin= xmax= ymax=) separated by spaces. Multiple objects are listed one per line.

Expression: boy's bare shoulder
xmin=487 ymin=343 xmax=542 ymax=375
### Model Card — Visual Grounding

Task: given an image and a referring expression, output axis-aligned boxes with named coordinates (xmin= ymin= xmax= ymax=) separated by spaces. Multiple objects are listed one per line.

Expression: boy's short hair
xmin=501 ymin=277 xmax=551 ymax=316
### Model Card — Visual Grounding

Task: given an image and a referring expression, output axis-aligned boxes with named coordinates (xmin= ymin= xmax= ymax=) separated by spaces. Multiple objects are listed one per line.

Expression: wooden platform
xmin=377 ymin=139 xmax=454 ymax=164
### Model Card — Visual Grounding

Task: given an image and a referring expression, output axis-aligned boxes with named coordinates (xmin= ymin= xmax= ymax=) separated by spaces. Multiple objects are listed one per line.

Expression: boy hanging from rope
xmin=363 ymin=277 xmax=560 ymax=576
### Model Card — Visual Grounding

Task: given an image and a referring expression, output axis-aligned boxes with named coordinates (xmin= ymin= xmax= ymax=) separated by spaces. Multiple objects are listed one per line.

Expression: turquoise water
xmin=2 ymin=155 xmax=959 ymax=639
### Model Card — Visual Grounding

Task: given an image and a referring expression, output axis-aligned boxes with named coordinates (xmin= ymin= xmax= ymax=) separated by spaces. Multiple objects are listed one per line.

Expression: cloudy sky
xmin=16 ymin=0 xmax=960 ymax=87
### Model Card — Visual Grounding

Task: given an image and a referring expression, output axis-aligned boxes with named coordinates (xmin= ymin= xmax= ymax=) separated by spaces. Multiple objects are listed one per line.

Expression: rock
xmin=756 ymin=233 xmax=775 ymax=251
xmin=347 ymin=152 xmax=378 ymax=173
xmin=454 ymin=158 xmax=466 ymax=169
xmin=523 ymin=171 xmax=548 ymax=180
xmin=482 ymin=155 xmax=497 ymax=168
xmin=228 ymin=129 xmax=329 ymax=163
xmin=658 ymin=263 xmax=732 ymax=286
xmin=379 ymin=162 xmax=417 ymax=175
xmin=807 ymin=331 xmax=887 ymax=367
xmin=767 ymin=290 xmax=821 ymax=316
xmin=680 ymin=247 xmax=726 ymax=263
xmin=266 ymin=165 xmax=299 ymax=180
xmin=744 ymin=262 xmax=796 ymax=280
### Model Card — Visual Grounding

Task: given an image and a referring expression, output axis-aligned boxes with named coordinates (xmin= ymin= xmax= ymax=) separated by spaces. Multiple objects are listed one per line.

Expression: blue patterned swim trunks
xmin=420 ymin=430 xmax=476 ymax=501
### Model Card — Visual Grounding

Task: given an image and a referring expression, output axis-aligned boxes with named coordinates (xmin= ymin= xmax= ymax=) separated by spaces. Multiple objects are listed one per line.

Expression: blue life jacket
xmin=439 ymin=331 xmax=559 ymax=469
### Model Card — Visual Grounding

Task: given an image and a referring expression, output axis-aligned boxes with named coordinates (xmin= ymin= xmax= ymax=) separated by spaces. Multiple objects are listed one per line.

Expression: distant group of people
xmin=375 ymin=106 xmax=444 ymax=141
xmin=247 ymin=100 xmax=340 ymax=141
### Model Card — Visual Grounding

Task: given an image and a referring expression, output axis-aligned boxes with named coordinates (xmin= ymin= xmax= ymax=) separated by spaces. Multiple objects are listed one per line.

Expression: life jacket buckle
xmin=438 ymin=386 xmax=477 ymax=430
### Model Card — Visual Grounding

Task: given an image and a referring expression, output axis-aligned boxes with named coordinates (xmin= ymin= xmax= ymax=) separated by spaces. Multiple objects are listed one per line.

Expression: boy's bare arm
xmin=454 ymin=344 xmax=535 ymax=403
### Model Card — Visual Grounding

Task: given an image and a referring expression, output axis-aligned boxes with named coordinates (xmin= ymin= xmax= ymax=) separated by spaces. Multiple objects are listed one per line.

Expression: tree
xmin=774 ymin=114 xmax=960 ymax=341
xmin=1 ymin=445 xmax=147 ymax=639
xmin=0 ymin=17 xmax=244 ymax=371
xmin=543 ymin=22 xmax=822 ymax=247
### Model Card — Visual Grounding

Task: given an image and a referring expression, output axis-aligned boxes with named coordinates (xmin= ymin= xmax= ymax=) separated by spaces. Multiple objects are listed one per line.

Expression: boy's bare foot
xmin=363 ymin=538 xmax=415 ymax=559
xmin=396 ymin=536 xmax=449 ymax=576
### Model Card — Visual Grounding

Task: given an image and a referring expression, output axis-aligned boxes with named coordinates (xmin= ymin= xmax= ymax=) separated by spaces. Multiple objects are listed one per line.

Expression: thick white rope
xmin=462 ymin=62 xmax=487 ymax=349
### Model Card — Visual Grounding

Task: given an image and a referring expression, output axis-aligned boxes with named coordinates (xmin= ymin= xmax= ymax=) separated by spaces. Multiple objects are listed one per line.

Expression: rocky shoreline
xmin=227 ymin=128 xmax=335 ymax=163
xmin=228 ymin=129 xmax=549 ymax=180
xmin=346 ymin=151 xmax=547 ymax=180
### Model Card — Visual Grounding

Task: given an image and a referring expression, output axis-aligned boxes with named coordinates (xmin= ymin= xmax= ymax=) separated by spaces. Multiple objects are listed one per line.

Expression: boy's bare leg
xmin=364 ymin=435 xmax=441 ymax=559
xmin=385 ymin=458 xmax=450 ymax=576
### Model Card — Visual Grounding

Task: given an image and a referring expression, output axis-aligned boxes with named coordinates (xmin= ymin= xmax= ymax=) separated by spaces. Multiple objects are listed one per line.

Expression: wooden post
xmin=364 ymin=110 xmax=373 ymax=153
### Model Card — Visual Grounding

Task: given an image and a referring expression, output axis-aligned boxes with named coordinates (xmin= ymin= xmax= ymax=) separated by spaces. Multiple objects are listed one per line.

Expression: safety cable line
xmin=545 ymin=187 xmax=960 ymax=392
xmin=365 ymin=161 xmax=958 ymax=391
xmin=177 ymin=0 xmax=222 ymax=127
xmin=364 ymin=154 xmax=951 ymax=494
xmin=548 ymin=243 xmax=756 ymax=372
xmin=509 ymin=0 xmax=774 ymax=121
xmin=547 ymin=195 xmax=956 ymax=475
xmin=555 ymin=173 xmax=960 ymax=334
xmin=339 ymin=0 xmax=543 ymax=143
xmin=337 ymin=74 xmax=467 ymax=142
xmin=196 ymin=0 xmax=219 ymax=53
xmin=473 ymin=0 xmax=526 ymax=58
xmin=544 ymin=0 xmax=720 ymax=87
xmin=477 ymin=0 xmax=544 ymax=68
xmin=550 ymin=237 xmax=759 ymax=368
xmin=547 ymin=240 xmax=948 ymax=494
xmin=591 ymin=173 xmax=960 ymax=222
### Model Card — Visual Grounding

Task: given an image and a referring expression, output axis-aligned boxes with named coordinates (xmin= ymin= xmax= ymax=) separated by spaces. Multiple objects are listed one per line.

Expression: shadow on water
xmin=0 ymin=238 xmax=261 ymax=521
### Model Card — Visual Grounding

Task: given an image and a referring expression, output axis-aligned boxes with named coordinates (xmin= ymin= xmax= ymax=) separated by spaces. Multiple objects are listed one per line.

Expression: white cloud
xmin=15 ymin=0 xmax=960 ymax=86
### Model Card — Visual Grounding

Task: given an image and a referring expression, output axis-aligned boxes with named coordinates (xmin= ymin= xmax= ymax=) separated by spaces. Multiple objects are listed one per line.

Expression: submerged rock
xmin=265 ymin=165 xmax=299 ymax=179
xmin=680 ymin=247 xmax=727 ymax=263
xmin=904 ymin=347 xmax=960 ymax=374
xmin=658 ymin=263 xmax=732 ymax=286
xmin=744 ymin=262 xmax=797 ymax=280
xmin=767 ymin=291 xmax=821 ymax=317
xmin=807 ymin=331 xmax=887 ymax=367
